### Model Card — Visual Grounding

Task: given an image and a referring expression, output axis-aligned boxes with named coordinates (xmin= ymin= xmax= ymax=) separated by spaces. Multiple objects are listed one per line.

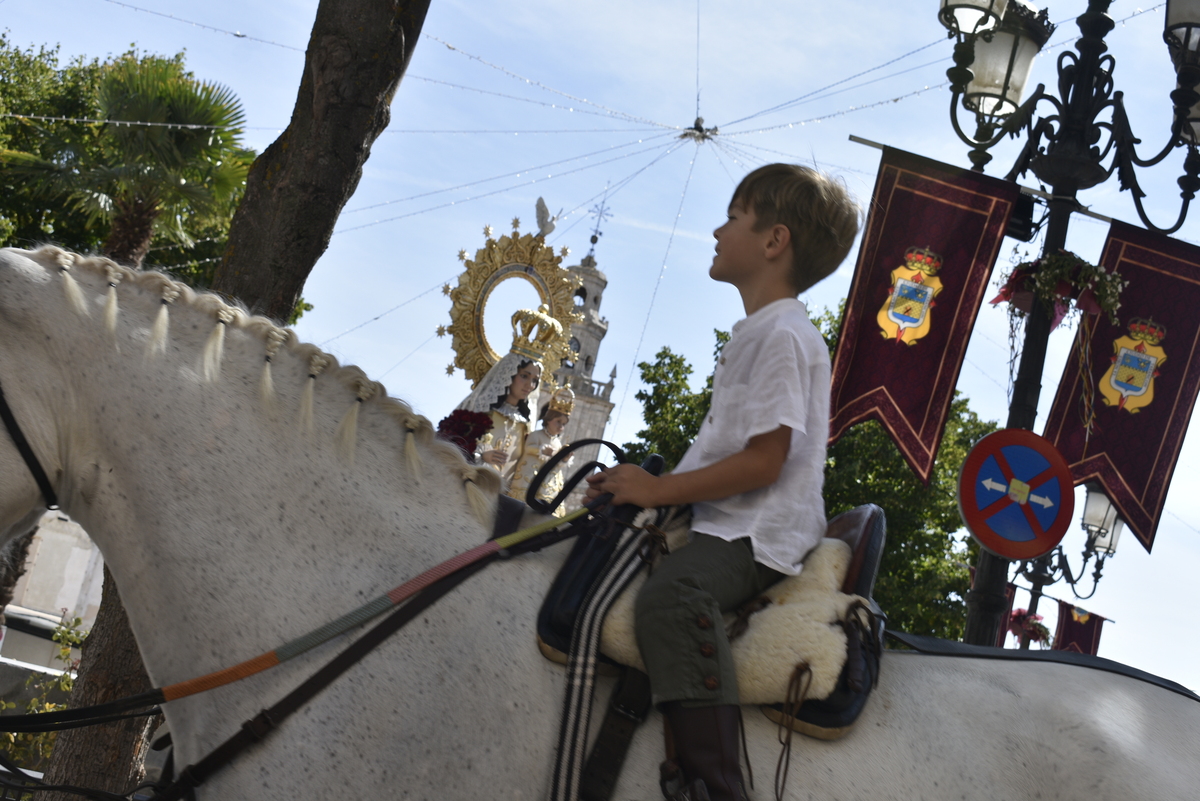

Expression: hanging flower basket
xmin=1007 ymin=608 xmax=1052 ymax=647
xmin=991 ymin=249 xmax=1126 ymax=328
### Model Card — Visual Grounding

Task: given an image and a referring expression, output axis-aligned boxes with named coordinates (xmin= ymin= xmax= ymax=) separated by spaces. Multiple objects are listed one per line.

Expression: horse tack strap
xmin=156 ymin=558 xmax=495 ymax=801
xmin=579 ymin=666 xmax=652 ymax=801
xmin=0 ymin=378 xmax=59 ymax=509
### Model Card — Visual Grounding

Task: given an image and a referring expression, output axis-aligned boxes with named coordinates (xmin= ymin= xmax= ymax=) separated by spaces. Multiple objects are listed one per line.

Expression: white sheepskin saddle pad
xmin=599 ymin=536 xmax=864 ymax=704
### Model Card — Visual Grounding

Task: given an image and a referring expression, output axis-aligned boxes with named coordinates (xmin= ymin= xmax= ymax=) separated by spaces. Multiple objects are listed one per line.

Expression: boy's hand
xmin=585 ymin=464 xmax=660 ymax=508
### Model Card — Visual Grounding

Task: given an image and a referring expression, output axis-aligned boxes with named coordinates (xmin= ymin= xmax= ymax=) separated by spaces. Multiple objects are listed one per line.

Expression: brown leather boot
xmin=662 ymin=704 xmax=748 ymax=801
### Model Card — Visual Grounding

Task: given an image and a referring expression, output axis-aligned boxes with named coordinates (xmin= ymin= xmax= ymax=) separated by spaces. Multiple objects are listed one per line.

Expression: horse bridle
xmin=0 ymin=378 xmax=59 ymax=509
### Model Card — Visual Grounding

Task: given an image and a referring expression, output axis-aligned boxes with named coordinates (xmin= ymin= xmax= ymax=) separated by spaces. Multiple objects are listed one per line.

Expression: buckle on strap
xmin=241 ymin=710 xmax=277 ymax=741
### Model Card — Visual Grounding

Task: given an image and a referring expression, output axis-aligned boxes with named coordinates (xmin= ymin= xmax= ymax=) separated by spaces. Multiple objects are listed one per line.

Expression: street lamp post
xmin=1014 ymin=482 xmax=1124 ymax=647
xmin=937 ymin=0 xmax=1200 ymax=646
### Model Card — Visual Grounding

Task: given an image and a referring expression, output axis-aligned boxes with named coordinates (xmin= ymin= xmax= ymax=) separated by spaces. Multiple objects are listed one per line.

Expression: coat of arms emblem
xmin=877 ymin=246 xmax=944 ymax=345
xmin=1099 ymin=317 xmax=1167 ymax=413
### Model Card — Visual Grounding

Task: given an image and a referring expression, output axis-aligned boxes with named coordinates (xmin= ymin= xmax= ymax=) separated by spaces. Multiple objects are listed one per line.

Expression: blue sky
xmin=5 ymin=0 xmax=1200 ymax=692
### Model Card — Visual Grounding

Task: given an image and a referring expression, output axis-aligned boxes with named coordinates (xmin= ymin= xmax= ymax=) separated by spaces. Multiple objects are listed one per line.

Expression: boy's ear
xmin=764 ymin=223 xmax=792 ymax=258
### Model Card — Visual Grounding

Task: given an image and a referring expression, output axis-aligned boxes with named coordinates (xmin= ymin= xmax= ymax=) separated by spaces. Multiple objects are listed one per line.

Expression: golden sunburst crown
xmin=1129 ymin=317 xmax=1166 ymax=345
xmin=904 ymin=245 xmax=943 ymax=275
xmin=510 ymin=305 xmax=563 ymax=362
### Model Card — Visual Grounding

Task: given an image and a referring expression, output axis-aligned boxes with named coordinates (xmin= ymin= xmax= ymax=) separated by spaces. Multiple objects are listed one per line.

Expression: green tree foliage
xmin=623 ymin=331 xmax=728 ymax=469
xmin=623 ymin=314 xmax=996 ymax=639
xmin=1 ymin=45 xmax=253 ymax=269
xmin=0 ymin=34 xmax=105 ymax=251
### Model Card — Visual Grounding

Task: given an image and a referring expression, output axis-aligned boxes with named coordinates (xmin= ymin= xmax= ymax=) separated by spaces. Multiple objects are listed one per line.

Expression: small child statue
xmin=509 ymin=386 xmax=574 ymax=513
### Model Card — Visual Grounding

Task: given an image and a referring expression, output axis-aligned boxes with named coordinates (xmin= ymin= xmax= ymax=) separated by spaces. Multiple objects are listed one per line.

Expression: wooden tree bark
xmin=0 ymin=528 xmax=36 ymax=625
xmin=41 ymin=568 xmax=159 ymax=801
xmin=41 ymin=0 xmax=432 ymax=791
xmin=212 ymin=0 xmax=432 ymax=321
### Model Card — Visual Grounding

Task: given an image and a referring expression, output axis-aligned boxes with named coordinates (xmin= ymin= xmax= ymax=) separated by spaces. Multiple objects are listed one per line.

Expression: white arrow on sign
xmin=981 ymin=478 xmax=1006 ymax=492
xmin=1029 ymin=494 xmax=1054 ymax=509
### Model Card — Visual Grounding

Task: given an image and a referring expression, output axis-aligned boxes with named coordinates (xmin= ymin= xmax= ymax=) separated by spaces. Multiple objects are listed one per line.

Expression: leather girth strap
xmin=579 ymin=666 xmax=653 ymax=801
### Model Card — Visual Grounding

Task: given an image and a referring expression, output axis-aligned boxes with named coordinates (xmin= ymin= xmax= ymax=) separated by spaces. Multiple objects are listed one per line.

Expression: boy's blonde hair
xmin=732 ymin=164 xmax=861 ymax=293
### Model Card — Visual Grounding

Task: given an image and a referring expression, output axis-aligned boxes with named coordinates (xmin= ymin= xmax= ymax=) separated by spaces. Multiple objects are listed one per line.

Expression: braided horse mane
xmin=22 ymin=244 xmax=500 ymax=524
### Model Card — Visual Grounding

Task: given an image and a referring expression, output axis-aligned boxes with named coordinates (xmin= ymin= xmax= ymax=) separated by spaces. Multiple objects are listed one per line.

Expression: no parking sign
xmin=958 ymin=429 xmax=1075 ymax=560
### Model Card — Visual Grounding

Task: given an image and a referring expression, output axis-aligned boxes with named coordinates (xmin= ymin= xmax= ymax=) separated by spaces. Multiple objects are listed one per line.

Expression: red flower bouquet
xmin=436 ymin=410 xmax=494 ymax=459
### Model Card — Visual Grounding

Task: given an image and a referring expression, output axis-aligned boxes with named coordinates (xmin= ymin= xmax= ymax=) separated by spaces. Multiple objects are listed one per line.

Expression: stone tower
xmin=552 ymin=253 xmax=615 ymax=471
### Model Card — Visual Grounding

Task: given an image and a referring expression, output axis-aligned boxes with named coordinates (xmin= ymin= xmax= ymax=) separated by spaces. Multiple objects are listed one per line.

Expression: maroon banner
xmin=1052 ymin=600 xmax=1106 ymax=655
xmin=829 ymin=147 xmax=1019 ymax=482
xmin=1042 ymin=220 xmax=1200 ymax=551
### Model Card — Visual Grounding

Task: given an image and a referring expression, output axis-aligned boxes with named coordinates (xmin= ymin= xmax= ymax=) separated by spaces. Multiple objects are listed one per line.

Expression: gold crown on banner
xmin=904 ymin=245 xmax=943 ymax=275
xmin=1128 ymin=317 xmax=1167 ymax=345
xmin=547 ymin=386 xmax=575 ymax=415
xmin=510 ymin=305 xmax=563 ymax=362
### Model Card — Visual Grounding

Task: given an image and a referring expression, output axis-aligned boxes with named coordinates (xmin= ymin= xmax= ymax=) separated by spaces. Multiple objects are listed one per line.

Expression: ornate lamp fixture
xmin=939 ymin=0 xmax=1200 ymax=233
xmin=1017 ymin=483 xmax=1124 ymax=620
xmin=939 ymin=0 xmax=1010 ymax=36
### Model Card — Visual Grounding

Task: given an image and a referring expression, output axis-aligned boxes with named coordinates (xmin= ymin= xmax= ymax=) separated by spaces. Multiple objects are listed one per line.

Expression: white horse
xmin=0 ymin=245 xmax=1197 ymax=801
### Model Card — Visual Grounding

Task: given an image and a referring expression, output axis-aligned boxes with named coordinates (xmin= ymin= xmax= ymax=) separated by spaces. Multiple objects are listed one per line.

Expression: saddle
xmin=536 ymin=503 xmax=887 ymax=738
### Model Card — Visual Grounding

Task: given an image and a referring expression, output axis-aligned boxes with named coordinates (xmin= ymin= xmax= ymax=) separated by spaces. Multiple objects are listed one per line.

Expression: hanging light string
xmin=548 ymin=138 xmax=693 ymax=242
xmin=319 ymin=280 xmax=449 ymax=346
xmin=334 ymin=137 xmax=681 ymax=234
xmin=721 ymin=36 xmax=947 ymax=128
xmin=423 ymin=34 xmax=676 ymax=131
xmin=101 ymin=0 xmax=304 ymax=51
xmin=343 ymin=131 xmax=676 ymax=214
xmin=614 ymin=143 xmax=700 ymax=432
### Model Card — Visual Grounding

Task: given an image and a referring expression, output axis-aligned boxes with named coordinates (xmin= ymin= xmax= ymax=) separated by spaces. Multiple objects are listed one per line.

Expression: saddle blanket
xmin=599 ymin=528 xmax=865 ymax=704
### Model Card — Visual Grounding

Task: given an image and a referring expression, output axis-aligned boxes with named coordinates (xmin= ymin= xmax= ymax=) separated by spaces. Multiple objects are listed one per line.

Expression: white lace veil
xmin=456 ymin=350 xmax=543 ymax=418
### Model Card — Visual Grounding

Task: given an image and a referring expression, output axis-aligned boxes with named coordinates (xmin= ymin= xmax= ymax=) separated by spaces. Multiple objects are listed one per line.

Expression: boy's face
xmin=710 ymin=200 xmax=772 ymax=287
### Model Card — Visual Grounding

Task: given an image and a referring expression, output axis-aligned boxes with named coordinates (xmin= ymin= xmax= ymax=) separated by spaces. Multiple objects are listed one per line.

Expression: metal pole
xmin=963 ymin=190 xmax=1075 ymax=646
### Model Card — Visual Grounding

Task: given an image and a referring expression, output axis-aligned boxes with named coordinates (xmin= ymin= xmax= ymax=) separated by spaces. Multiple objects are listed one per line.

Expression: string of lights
xmin=100 ymin=0 xmax=304 ymax=51
xmin=723 ymin=82 xmax=952 ymax=137
xmin=343 ymin=131 xmax=676 ymax=214
xmin=334 ymin=137 xmax=684 ymax=234
xmin=615 ymin=142 xmax=700 ymax=432
xmin=423 ymin=34 xmax=674 ymax=130
xmin=721 ymin=36 xmax=947 ymax=128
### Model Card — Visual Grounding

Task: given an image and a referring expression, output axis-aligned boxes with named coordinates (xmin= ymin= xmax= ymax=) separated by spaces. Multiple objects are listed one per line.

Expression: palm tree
xmin=2 ymin=53 xmax=251 ymax=266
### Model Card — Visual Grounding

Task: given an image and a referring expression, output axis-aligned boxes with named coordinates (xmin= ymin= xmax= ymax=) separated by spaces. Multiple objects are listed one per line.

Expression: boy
xmin=585 ymin=164 xmax=860 ymax=801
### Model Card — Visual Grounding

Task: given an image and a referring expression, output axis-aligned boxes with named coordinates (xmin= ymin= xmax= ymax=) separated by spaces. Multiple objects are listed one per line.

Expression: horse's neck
xmin=35 ymin=262 xmax=487 ymax=688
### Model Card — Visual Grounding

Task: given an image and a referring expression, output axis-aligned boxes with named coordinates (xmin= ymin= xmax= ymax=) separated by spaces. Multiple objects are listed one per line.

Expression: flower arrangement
xmin=435 ymin=409 xmax=494 ymax=458
xmin=991 ymin=249 xmax=1126 ymax=328
xmin=1007 ymin=608 xmax=1051 ymax=647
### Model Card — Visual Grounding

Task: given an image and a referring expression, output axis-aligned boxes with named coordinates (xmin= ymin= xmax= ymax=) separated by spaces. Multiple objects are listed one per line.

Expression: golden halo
xmin=445 ymin=229 xmax=581 ymax=387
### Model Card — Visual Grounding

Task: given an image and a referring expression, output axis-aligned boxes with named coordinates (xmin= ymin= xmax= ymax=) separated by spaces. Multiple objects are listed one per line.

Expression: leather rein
xmin=0 ymin=378 xmax=59 ymax=510
xmin=0 ymin=397 xmax=625 ymax=801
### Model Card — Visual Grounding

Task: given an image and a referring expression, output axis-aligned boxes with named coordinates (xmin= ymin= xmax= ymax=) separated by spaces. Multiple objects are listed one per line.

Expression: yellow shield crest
xmin=1099 ymin=318 xmax=1167 ymax=414
xmin=877 ymin=245 xmax=944 ymax=346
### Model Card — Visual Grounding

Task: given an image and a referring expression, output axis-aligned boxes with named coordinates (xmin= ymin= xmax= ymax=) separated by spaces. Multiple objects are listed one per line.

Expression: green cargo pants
xmin=634 ymin=533 xmax=784 ymax=708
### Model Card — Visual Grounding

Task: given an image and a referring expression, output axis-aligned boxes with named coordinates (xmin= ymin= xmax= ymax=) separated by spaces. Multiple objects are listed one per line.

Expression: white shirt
xmin=674 ymin=298 xmax=828 ymax=575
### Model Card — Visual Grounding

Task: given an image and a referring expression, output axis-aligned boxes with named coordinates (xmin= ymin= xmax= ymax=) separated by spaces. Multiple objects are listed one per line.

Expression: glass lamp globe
xmin=1081 ymin=483 xmax=1124 ymax=557
xmin=964 ymin=0 xmax=1052 ymax=118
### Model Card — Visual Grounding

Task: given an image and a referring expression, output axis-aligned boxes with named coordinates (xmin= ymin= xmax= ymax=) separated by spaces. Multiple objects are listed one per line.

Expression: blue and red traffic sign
xmin=958 ymin=429 xmax=1075 ymax=560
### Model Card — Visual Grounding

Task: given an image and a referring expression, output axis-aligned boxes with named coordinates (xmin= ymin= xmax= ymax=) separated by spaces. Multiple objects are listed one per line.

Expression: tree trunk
xmin=41 ymin=567 xmax=159 ymax=801
xmin=39 ymin=1 xmax=432 ymax=792
xmin=212 ymin=0 xmax=432 ymax=321
xmin=0 ymin=527 xmax=36 ymax=626
xmin=103 ymin=196 xmax=159 ymax=268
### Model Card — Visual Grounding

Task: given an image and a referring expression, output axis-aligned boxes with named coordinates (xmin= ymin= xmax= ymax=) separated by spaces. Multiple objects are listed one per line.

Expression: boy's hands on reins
xmin=585 ymin=425 xmax=792 ymax=511
xmin=585 ymin=464 xmax=661 ymax=508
